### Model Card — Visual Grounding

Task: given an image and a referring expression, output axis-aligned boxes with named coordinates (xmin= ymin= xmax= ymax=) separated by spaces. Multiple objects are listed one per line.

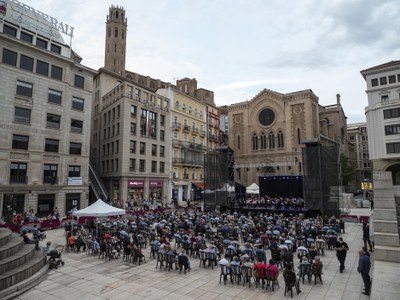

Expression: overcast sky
xmin=21 ymin=0 xmax=400 ymax=123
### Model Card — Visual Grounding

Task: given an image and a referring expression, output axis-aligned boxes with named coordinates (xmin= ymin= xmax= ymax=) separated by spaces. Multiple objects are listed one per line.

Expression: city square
xmin=1 ymin=1 xmax=400 ymax=299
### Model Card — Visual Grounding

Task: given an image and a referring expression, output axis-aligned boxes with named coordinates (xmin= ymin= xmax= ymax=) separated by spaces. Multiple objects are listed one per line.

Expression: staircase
xmin=0 ymin=228 xmax=47 ymax=299
xmin=372 ymin=171 xmax=400 ymax=262
xmin=89 ymin=163 xmax=109 ymax=201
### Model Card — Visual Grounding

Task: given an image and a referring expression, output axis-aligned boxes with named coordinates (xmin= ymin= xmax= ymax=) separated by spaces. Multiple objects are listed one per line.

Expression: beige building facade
xmin=157 ymin=79 xmax=209 ymax=205
xmin=0 ymin=0 xmax=95 ymax=218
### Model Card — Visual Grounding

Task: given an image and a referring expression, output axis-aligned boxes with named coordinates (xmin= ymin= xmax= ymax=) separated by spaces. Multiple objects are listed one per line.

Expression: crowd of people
xmin=237 ymin=195 xmax=306 ymax=211
xmin=47 ymin=207 xmax=373 ymax=296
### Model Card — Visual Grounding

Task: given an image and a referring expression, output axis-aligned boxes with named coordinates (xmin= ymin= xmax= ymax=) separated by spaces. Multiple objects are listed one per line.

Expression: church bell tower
xmin=104 ymin=5 xmax=127 ymax=75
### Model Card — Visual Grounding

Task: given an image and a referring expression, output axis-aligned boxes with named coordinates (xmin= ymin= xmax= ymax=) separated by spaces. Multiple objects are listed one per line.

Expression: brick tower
xmin=104 ymin=5 xmax=127 ymax=75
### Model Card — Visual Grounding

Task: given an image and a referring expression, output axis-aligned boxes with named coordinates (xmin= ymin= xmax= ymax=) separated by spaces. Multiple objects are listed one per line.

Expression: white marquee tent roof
xmin=72 ymin=199 xmax=126 ymax=217
xmin=246 ymin=182 xmax=260 ymax=194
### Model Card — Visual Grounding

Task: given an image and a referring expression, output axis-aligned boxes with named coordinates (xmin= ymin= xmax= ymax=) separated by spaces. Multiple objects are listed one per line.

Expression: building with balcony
xmin=157 ymin=78 xmax=208 ymax=205
xmin=347 ymin=122 xmax=372 ymax=191
xmin=361 ymin=61 xmax=400 ymax=262
xmin=91 ymin=6 xmax=170 ymax=207
xmin=227 ymin=88 xmax=348 ymax=188
xmin=0 ymin=0 xmax=96 ymax=218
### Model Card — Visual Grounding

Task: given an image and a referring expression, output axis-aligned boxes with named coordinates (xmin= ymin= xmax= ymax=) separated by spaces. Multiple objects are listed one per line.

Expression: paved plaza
xmin=13 ymin=217 xmax=385 ymax=300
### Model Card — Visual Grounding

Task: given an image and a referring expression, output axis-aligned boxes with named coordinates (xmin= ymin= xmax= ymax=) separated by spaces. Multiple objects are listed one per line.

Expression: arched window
xmin=269 ymin=132 xmax=275 ymax=148
xmin=297 ymin=128 xmax=301 ymax=144
xmin=252 ymin=133 xmax=258 ymax=150
xmin=260 ymin=132 xmax=267 ymax=149
xmin=108 ymin=28 xmax=111 ymax=38
xmin=116 ymin=11 xmax=119 ymax=19
xmin=114 ymin=28 xmax=118 ymax=38
xmin=277 ymin=130 xmax=284 ymax=148
xmin=237 ymin=135 xmax=241 ymax=150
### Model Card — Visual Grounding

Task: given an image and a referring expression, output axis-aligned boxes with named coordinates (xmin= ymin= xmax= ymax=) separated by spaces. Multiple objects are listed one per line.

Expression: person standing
xmin=362 ymin=222 xmax=373 ymax=252
xmin=335 ymin=237 xmax=349 ymax=273
xmin=357 ymin=249 xmax=371 ymax=296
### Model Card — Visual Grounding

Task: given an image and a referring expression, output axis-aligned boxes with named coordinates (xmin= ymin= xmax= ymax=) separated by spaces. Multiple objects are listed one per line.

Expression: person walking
xmin=362 ymin=222 xmax=373 ymax=252
xmin=357 ymin=249 xmax=371 ymax=296
xmin=334 ymin=236 xmax=349 ymax=273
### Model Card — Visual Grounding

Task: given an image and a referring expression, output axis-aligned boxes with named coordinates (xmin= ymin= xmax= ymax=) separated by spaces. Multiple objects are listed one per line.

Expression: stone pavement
xmin=13 ymin=214 xmax=392 ymax=300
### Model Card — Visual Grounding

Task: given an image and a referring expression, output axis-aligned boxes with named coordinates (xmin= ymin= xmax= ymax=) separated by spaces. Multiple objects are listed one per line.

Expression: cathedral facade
xmin=228 ymin=88 xmax=347 ymax=188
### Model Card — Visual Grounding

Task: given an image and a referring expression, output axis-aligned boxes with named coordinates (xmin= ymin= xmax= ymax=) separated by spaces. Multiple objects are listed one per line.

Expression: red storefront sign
xmin=128 ymin=180 xmax=144 ymax=187
xmin=149 ymin=180 xmax=163 ymax=188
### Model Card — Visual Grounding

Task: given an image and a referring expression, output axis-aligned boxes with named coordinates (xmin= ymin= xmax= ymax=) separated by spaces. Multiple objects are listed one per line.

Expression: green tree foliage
xmin=340 ymin=153 xmax=354 ymax=186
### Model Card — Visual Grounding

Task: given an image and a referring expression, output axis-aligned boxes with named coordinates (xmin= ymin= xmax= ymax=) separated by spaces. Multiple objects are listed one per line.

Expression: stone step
xmin=0 ymin=235 xmax=24 ymax=260
xmin=0 ymin=253 xmax=46 ymax=291
xmin=0 ymin=244 xmax=36 ymax=274
xmin=374 ymin=208 xmax=398 ymax=220
xmin=374 ymin=245 xmax=400 ymax=263
xmin=0 ymin=229 xmax=12 ymax=248
xmin=374 ymin=220 xmax=399 ymax=234
xmin=374 ymin=231 xmax=400 ymax=247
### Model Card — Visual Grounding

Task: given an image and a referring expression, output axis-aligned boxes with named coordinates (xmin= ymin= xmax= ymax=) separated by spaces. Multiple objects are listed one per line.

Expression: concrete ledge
xmin=0 ymin=244 xmax=36 ymax=274
xmin=374 ymin=209 xmax=398 ymax=220
xmin=371 ymin=260 xmax=400 ymax=299
xmin=0 ymin=253 xmax=46 ymax=290
xmin=0 ymin=235 xmax=24 ymax=260
xmin=374 ymin=220 xmax=399 ymax=234
xmin=0 ymin=229 xmax=12 ymax=248
xmin=374 ymin=232 xmax=400 ymax=247
xmin=0 ymin=261 xmax=49 ymax=300
xmin=374 ymin=245 xmax=400 ymax=262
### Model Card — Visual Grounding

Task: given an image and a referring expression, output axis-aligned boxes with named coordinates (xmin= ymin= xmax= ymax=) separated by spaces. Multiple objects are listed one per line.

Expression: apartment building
xmin=347 ymin=122 xmax=372 ymax=191
xmin=0 ymin=0 xmax=95 ymax=218
xmin=361 ymin=61 xmax=400 ymax=262
xmin=91 ymin=6 xmax=170 ymax=206
xmin=157 ymin=79 xmax=208 ymax=205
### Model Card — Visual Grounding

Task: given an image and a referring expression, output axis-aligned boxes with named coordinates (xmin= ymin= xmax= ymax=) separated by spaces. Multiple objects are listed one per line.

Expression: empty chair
xmin=242 ymin=265 xmax=253 ymax=288
xmin=231 ymin=264 xmax=243 ymax=285
xmin=219 ymin=265 xmax=232 ymax=285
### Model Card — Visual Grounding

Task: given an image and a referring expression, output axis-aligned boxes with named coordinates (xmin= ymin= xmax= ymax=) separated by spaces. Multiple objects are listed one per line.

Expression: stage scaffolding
xmin=203 ymin=146 xmax=234 ymax=211
xmin=302 ymin=137 xmax=340 ymax=217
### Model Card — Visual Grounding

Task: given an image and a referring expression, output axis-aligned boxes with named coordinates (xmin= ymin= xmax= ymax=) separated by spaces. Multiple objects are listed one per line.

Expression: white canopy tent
xmin=246 ymin=183 xmax=260 ymax=195
xmin=217 ymin=183 xmax=235 ymax=192
xmin=72 ymin=199 xmax=126 ymax=218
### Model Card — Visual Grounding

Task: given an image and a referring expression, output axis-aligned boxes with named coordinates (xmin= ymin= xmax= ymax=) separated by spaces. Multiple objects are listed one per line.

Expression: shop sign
xmin=128 ymin=180 xmax=144 ymax=187
xmin=68 ymin=177 xmax=82 ymax=185
xmin=149 ymin=180 xmax=163 ymax=188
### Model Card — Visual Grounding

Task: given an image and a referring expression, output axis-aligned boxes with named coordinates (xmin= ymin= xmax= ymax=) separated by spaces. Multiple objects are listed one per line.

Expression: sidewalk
xmin=13 ymin=216 xmax=397 ymax=300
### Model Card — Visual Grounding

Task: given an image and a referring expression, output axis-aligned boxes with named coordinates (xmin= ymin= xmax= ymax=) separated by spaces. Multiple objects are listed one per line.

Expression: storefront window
xmin=65 ymin=193 xmax=80 ymax=216
xmin=37 ymin=194 xmax=55 ymax=217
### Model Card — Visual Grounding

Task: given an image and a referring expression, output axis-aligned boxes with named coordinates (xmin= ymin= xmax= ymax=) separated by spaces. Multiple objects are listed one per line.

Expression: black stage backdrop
xmin=259 ymin=176 xmax=303 ymax=198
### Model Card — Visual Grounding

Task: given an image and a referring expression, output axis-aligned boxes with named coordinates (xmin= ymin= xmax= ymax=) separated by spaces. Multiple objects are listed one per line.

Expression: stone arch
xmin=386 ymin=164 xmax=400 ymax=185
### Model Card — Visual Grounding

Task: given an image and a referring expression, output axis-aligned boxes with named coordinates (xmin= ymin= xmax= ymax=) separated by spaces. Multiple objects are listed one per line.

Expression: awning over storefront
xmin=192 ymin=182 xmax=204 ymax=190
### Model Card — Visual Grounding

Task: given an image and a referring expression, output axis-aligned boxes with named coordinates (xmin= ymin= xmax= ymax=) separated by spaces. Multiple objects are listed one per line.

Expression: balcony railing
xmin=199 ymin=130 xmax=206 ymax=137
xmin=43 ymin=176 xmax=58 ymax=184
xmin=10 ymin=175 xmax=27 ymax=184
xmin=183 ymin=174 xmax=189 ymax=180
xmin=183 ymin=125 xmax=190 ymax=132
xmin=192 ymin=127 xmax=198 ymax=135
xmin=172 ymin=122 xmax=181 ymax=130
xmin=172 ymin=139 xmax=181 ymax=147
